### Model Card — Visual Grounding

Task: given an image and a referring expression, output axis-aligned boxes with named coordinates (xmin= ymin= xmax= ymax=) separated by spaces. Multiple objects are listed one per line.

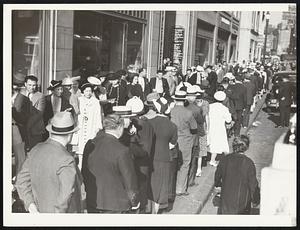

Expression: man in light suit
xmin=16 ymin=112 xmax=82 ymax=213
xmin=21 ymin=75 xmax=46 ymax=150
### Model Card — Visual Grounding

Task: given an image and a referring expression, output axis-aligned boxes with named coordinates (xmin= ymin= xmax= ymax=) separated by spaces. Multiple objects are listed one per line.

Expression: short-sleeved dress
xmin=148 ymin=115 xmax=177 ymax=208
xmin=198 ymin=99 xmax=209 ymax=157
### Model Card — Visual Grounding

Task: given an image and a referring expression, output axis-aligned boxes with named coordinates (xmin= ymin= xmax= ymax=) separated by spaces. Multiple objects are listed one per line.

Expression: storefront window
xmin=216 ymin=41 xmax=227 ymax=64
xmin=73 ymin=11 xmax=143 ymax=77
xmin=12 ymin=10 xmax=42 ymax=83
xmin=194 ymin=37 xmax=210 ymax=66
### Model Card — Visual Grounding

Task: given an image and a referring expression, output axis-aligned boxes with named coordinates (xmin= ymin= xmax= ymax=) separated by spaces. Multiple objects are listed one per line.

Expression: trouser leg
xmin=234 ymin=110 xmax=243 ymax=136
xmin=176 ymin=148 xmax=192 ymax=194
xmin=12 ymin=125 xmax=26 ymax=176
xmin=279 ymin=104 xmax=285 ymax=126
xmin=242 ymin=105 xmax=251 ymax=127
xmin=284 ymin=105 xmax=291 ymax=126
xmin=188 ymin=155 xmax=198 ymax=186
xmin=168 ymin=158 xmax=178 ymax=201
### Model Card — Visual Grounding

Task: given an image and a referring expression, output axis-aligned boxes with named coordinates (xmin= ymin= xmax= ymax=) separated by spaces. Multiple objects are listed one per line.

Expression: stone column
xmin=211 ymin=12 xmax=219 ymax=65
xmin=226 ymin=33 xmax=232 ymax=63
xmin=54 ymin=10 xmax=74 ymax=81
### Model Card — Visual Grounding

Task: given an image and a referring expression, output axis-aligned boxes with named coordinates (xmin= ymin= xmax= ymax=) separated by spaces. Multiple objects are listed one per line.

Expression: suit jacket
xmin=15 ymin=139 xmax=82 ymax=213
xmin=82 ymin=132 xmax=139 ymax=212
xmin=149 ymin=77 xmax=170 ymax=96
xmin=12 ymin=93 xmax=31 ymax=142
xmin=278 ymin=81 xmax=294 ymax=106
xmin=231 ymin=82 xmax=247 ymax=110
xmin=243 ymin=80 xmax=256 ymax=106
xmin=187 ymin=72 xmax=198 ymax=85
xmin=26 ymin=91 xmax=46 ymax=136
xmin=43 ymin=94 xmax=74 ymax=125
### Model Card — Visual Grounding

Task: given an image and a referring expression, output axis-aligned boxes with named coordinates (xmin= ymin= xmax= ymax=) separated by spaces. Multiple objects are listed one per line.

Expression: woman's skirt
xmin=150 ymin=161 xmax=171 ymax=209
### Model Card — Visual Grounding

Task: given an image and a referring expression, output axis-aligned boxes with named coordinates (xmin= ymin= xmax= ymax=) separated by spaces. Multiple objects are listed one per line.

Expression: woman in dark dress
xmin=127 ymin=73 xmax=144 ymax=101
xmin=143 ymin=97 xmax=178 ymax=214
xmin=214 ymin=135 xmax=260 ymax=214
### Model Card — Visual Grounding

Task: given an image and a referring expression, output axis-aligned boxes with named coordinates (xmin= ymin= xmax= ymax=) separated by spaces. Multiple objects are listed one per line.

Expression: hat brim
xmin=171 ymin=95 xmax=187 ymax=100
xmin=46 ymin=124 xmax=79 ymax=135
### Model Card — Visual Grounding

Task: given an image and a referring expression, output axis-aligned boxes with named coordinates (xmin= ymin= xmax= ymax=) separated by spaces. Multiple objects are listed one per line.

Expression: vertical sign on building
xmin=158 ymin=11 xmax=165 ymax=70
xmin=173 ymin=26 xmax=185 ymax=66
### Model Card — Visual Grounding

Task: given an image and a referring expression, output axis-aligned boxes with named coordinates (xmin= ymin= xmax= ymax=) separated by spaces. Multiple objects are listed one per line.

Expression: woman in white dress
xmin=77 ymin=83 xmax=103 ymax=169
xmin=208 ymin=91 xmax=232 ymax=167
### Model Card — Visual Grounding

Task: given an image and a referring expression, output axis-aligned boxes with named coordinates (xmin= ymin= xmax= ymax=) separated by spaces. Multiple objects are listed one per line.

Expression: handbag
xmin=212 ymin=192 xmax=221 ymax=207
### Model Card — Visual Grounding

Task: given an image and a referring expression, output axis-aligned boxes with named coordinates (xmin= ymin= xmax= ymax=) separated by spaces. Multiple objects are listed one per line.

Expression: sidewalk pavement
xmin=165 ymin=94 xmax=267 ymax=214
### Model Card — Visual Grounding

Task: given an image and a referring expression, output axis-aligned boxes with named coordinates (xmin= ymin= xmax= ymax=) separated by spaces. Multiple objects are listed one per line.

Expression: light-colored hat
xmin=267 ymin=63 xmax=272 ymax=67
xmin=62 ymin=77 xmax=73 ymax=86
xmin=193 ymin=85 xmax=205 ymax=93
xmin=87 ymin=76 xmax=101 ymax=85
xmin=165 ymin=66 xmax=174 ymax=72
xmin=46 ymin=111 xmax=79 ymax=135
xmin=126 ymin=96 xmax=144 ymax=114
xmin=224 ymin=72 xmax=235 ymax=80
xmin=186 ymin=85 xmax=197 ymax=96
xmin=144 ymin=92 xmax=160 ymax=106
xmin=214 ymin=91 xmax=226 ymax=102
xmin=196 ymin=65 xmax=204 ymax=72
xmin=172 ymin=90 xmax=187 ymax=101
xmin=112 ymin=105 xmax=136 ymax=117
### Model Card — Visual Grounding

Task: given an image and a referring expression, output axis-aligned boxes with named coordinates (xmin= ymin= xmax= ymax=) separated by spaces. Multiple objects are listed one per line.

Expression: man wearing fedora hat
xmin=16 ymin=112 xmax=82 ymax=213
xmin=170 ymin=91 xmax=197 ymax=196
xmin=81 ymin=114 xmax=140 ymax=213
xmin=44 ymin=80 xmax=74 ymax=129
xmin=12 ymin=74 xmax=31 ymax=176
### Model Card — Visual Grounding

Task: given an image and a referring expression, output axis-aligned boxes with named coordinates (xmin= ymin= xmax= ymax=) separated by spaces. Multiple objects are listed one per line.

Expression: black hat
xmin=205 ymin=65 xmax=213 ymax=70
xmin=107 ymin=72 xmax=120 ymax=81
xmin=80 ymin=83 xmax=94 ymax=92
xmin=116 ymin=69 xmax=127 ymax=76
xmin=47 ymin=80 xmax=62 ymax=90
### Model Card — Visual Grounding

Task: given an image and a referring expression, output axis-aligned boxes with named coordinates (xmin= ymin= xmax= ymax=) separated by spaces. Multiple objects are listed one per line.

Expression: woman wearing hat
xmin=214 ymin=135 xmax=260 ymax=214
xmin=144 ymin=96 xmax=178 ymax=214
xmin=126 ymin=73 xmax=144 ymax=101
xmin=208 ymin=91 xmax=232 ymax=167
xmin=44 ymin=80 xmax=74 ymax=132
xmin=76 ymin=83 xmax=103 ymax=169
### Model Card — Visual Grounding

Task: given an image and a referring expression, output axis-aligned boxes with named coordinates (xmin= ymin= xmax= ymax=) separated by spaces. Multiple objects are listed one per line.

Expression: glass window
xmin=73 ymin=11 xmax=144 ymax=79
xmin=12 ymin=10 xmax=42 ymax=84
xmin=194 ymin=37 xmax=211 ymax=66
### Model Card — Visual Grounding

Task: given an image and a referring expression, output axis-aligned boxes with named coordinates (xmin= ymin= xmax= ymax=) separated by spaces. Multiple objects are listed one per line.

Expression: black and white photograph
xmin=3 ymin=3 xmax=297 ymax=227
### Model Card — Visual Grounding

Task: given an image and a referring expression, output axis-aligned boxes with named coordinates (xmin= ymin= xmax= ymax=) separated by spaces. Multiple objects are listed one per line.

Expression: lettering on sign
xmin=173 ymin=27 xmax=185 ymax=65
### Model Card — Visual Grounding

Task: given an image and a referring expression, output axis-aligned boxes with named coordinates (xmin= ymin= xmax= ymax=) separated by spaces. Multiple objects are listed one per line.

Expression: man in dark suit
xmin=12 ymin=74 xmax=31 ymax=175
xmin=276 ymin=76 xmax=295 ymax=127
xmin=82 ymin=114 xmax=140 ymax=213
xmin=242 ymin=72 xmax=256 ymax=128
xmin=205 ymin=65 xmax=218 ymax=97
xmin=149 ymin=69 xmax=170 ymax=98
xmin=188 ymin=65 xmax=205 ymax=85
xmin=106 ymin=72 xmax=128 ymax=106
xmin=231 ymin=74 xmax=247 ymax=136
xmin=21 ymin=75 xmax=46 ymax=150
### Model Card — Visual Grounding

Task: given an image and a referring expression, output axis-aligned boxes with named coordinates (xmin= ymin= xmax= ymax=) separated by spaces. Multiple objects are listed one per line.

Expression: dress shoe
xmin=209 ymin=161 xmax=218 ymax=167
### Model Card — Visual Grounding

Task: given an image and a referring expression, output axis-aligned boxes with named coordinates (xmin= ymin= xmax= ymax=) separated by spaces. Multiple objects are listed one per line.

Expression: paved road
xmin=200 ymin=106 xmax=291 ymax=215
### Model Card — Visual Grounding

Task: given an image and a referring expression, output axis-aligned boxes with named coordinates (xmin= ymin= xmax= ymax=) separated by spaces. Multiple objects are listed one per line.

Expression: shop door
xmin=110 ymin=21 xmax=127 ymax=71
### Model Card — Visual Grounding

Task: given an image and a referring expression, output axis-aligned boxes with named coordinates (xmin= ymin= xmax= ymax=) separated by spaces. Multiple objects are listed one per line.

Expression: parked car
xmin=265 ymin=71 xmax=296 ymax=112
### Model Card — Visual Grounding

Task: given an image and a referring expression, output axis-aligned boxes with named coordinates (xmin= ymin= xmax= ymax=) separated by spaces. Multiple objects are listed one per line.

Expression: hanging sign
xmin=173 ymin=27 xmax=185 ymax=65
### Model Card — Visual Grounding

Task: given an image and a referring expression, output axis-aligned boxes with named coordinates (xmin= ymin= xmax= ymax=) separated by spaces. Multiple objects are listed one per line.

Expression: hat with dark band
xmin=172 ymin=90 xmax=187 ymax=101
xmin=112 ymin=106 xmax=136 ymax=117
xmin=46 ymin=111 xmax=79 ymax=135
xmin=87 ymin=76 xmax=101 ymax=85
xmin=153 ymin=97 xmax=171 ymax=114
xmin=47 ymin=80 xmax=63 ymax=90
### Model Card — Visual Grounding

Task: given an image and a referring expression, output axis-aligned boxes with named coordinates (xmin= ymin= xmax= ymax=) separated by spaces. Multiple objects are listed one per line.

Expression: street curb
xmin=196 ymin=94 xmax=266 ymax=215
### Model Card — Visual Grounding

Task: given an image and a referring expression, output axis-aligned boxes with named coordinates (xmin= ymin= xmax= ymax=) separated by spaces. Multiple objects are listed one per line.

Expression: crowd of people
xmin=12 ymin=58 xmax=283 ymax=214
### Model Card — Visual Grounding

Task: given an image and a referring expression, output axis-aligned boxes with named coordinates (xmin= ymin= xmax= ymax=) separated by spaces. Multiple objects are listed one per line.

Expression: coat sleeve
xmin=54 ymin=158 xmax=77 ymax=213
xmin=118 ymin=150 xmax=139 ymax=207
xmin=214 ymin=156 xmax=226 ymax=187
xmin=15 ymin=156 xmax=35 ymax=211
xmin=247 ymin=160 xmax=259 ymax=203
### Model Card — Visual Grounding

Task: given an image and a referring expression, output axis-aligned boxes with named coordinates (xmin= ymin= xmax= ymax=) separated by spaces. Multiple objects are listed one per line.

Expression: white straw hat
xmin=214 ymin=91 xmax=226 ymax=102
xmin=46 ymin=112 xmax=79 ymax=135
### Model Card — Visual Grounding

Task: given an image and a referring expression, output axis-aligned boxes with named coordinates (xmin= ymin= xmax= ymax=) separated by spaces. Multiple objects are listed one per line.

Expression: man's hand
xmin=131 ymin=202 xmax=140 ymax=210
xmin=28 ymin=203 xmax=39 ymax=213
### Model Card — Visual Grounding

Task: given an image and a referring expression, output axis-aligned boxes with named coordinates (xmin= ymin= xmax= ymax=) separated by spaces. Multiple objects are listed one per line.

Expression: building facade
xmin=237 ymin=11 xmax=266 ymax=63
xmin=12 ymin=10 xmax=240 ymax=94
